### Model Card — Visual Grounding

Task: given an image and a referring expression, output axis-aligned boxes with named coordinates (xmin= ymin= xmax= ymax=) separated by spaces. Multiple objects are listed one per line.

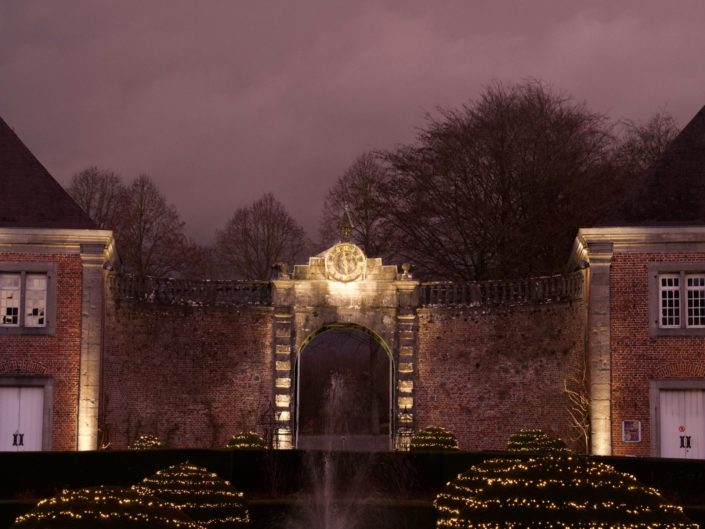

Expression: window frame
xmin=649 ymin=262 xmax=705 ymax=337
xmin=0 ymin=263 xmax=56 ymax=336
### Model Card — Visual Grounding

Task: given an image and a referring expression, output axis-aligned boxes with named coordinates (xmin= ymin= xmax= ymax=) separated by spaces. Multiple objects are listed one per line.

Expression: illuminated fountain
xmin=288 ymin=371 xmax=389 ymax=529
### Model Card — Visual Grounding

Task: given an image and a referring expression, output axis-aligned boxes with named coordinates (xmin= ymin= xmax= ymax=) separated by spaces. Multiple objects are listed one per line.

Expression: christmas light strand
xmin=226 ymin=431 xmax=265 ymax=449
xmin=134 ymin=462 xmax=250 ymax=528
xmin=434 ymin=431 xmax=698 ymax=529
xmin=129 ymin=434 xmax=165 ymax=450
xmin=11 ymin=485 xmax=203 ymax=529
xmin=410 ymin=426 xmax=459 ymax=452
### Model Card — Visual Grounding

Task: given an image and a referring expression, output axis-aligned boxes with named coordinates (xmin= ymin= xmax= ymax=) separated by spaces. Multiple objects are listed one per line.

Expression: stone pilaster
xmin=394 ymin=280 xmax=419 ymax=450
xmin=77 ymin=244 xmax=106 ymax=451
xmin=586 ymin=242 xmax=613 ymax=455
xmin=271 ymin=279 xmax=295 ymax=448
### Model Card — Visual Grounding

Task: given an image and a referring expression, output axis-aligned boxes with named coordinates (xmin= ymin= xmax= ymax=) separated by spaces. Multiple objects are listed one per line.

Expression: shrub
xmin=11 ymin=485 xmax=201 ymax=529
xmin=129 ymin=434 xmax=164 ymax=450
xmin=506 ymin=428 xmax=569 ymax=455
xmin=409 ymin=426 xmax=459 ymax=452
xmin=134 ymin=462 xmax=249 ymax=528
xmin=434 ymin=454 xmax=698 ymax=528
xmin=226 ymin=431 xmax=265 ymax=450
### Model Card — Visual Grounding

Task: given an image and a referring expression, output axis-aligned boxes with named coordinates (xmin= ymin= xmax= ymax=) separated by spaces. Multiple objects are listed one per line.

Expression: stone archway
xmin=270 ymin=242 xmax=419 ymax=450
xmin=296 ymin=323 xmax=392 ymax=451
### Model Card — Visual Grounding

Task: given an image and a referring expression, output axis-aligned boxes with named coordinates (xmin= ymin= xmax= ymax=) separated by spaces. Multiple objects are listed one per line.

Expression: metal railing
xmin=109 ymin=274 xmax=271 ymax=307
xmin=420 ymin=271 xmax=583 ymax=307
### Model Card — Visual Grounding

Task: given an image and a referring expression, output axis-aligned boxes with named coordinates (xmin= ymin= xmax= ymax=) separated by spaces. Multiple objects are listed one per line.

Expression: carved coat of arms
xmin=325 ymin=243 xmax=366 ymax=282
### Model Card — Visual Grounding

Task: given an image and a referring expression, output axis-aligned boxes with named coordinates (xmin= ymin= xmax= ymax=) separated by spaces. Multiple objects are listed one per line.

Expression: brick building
xmin=1 ymin=105 xmax=704 ymax=457
xmin=0 ymin=116 xmax=114 ymax=451
xmin=576 ymin=104 xmax=705 ymax=458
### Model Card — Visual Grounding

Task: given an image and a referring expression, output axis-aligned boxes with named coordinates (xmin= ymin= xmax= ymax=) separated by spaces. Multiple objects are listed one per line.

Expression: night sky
xmin=2 ymin=1 xmax=704 ymax=244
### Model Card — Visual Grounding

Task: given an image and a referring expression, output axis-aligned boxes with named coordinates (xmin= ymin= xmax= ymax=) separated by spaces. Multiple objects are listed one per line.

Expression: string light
xmin=226 ymin=432 xmax=265 ymax=450
xmin=133 ymin=462 xmax=250 ymax=528
xmin=434 ymin=429 xmax=698 ymax=528
xmin=129 ymin=434 xmax=165 ymax=450
xmin=410 ymin=426 xmax=459 ymax=452
xmin=506 ymin=429 xmax=569 ymax=455
xmin=11 ymin=485 xmax=203 ymax=528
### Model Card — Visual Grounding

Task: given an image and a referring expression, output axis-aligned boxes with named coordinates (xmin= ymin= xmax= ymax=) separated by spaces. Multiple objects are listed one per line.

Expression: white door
xmin=0 ymin=386 xmax=44 ymax=451
xmin=659 ymin=389 xmax=705 ymax=459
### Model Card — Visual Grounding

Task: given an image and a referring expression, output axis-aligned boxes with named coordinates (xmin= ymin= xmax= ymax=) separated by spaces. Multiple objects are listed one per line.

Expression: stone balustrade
xmin=109 ymin=270 xmax=583 ymax=308
xmin=419 ymin=271 xmax=584 ymax=307
xmin=108 ymin=273 xmax=272 ymax=306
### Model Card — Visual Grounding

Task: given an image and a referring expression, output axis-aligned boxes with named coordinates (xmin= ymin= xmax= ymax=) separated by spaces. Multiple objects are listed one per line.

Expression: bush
xmin=506 ymin=428 xmax=569 ymax=455
xmin=409 ymin=426 xmax=459 ymax=452
xmin=11 ymin=485 xmax=200 ymax=529
xmin=134 ymin=462 xmax=249 ymax=528
xmin=434 ymin=454 xmax=698 ymax=528
xmin=226 ymin=432 xmax=265 ymax=450
xmin=129 ymin=434 xmax=164 ymax=450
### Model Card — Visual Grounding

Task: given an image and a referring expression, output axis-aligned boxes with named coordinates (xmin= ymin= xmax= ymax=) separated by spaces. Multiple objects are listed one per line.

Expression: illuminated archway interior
xmin=297 ymin=324 xmax=391 ymax=451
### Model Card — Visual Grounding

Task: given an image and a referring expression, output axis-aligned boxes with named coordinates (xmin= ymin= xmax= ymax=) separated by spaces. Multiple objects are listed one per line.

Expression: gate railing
xmin=420 ymin=271 xmax=583 ymax=307
xmin=108 ymin=274 xmax=271 ymax=306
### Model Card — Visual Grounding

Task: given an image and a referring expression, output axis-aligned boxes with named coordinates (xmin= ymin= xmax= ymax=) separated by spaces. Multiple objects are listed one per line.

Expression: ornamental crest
xmin=325 ymin=243 xmax=366 ymax=282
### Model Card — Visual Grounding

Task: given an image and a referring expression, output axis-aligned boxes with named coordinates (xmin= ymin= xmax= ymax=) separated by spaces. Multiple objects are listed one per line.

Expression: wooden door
xmin=0 ymin=386 xmax=44 ymax=451
xmin=659 ymin=389 xmax=705 ymax=459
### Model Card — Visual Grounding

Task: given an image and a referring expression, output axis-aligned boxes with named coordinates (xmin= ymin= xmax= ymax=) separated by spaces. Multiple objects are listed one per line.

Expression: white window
xmin=0 ymin=265 xmax=55 ymax=335
xmin=0 ymin=273 xmax=47 ymax=328
xmin=0 ymin=274 xmax=21 ymax=326
xmin=24 ymin=274 xmax=47 ymax=327
xmin=659 ymin=274 xmax=680 ymax=328
xmin=651 ymin=264 xmax=705 ymax=336
xmin=686 ymin=275 xmax=705 ymax=328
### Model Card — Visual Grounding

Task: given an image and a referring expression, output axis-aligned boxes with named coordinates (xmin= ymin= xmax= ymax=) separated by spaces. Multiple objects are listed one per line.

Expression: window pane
xmin=25 ymin=274 xmax=47 ymax=328
xmin=0 ymin=273 xmax=20 ymax=326
xmin=659 ymin=274 xmax=680 ymax=328
xmin=686 ymin=274 xmax=705 ymax=328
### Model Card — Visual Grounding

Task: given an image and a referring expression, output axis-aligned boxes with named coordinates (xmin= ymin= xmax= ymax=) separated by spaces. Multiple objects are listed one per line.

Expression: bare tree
xmin=216 ymin=193 xmax=306 ymax=280
xmin=614 ymin=110 xmax=679 ymax=177
xmin=67 ymin=167 xmax=126 ymax=229
xmin=117 ymin=175 xmax=187 ymax=277
xmin=564 ymin=353 xmax=590 ymax=454
xmin=319 ymin=152 xmax=395 ymax=259
xmin=380 ymin=80 xmax=617 ymax=280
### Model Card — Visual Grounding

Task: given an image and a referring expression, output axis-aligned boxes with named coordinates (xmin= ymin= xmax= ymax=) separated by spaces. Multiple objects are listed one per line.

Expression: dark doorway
xmin=296 ymin=325 xmax=391 ymax=451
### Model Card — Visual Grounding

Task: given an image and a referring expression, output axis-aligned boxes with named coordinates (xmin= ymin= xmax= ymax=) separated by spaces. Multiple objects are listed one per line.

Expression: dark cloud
xmin=1 ymin=1 xmax=704 ymax=243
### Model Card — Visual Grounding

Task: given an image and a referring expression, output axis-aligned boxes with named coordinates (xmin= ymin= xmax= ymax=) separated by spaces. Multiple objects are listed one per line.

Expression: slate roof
xmin=602 ymin=104 xmax=705 ymax=226
xmin=0 ymin=115 xmax=95 ymax=229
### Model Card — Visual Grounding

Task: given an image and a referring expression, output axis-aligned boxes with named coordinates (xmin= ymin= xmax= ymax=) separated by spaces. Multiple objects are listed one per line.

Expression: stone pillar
xmin=587 ymin=242 xmax=613 ymax=455
xmin=77 ymin=244 xmax=106 ymax=451
xmin=271 ymin=279 xmax=295 ymax=449
xmin=394 ymin=280 xmax=419 ymax=450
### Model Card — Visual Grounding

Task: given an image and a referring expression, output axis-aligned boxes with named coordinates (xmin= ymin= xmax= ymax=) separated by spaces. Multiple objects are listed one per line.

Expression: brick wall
xmin=416 ymin=301 xmax=587 ymax=452
xmin=103 ymin=301 xmax=273 ymax=449
xmin=0 ymin=253 xmax=83 ymax=450
xmin=610 ymin=252 xmax=705 ymax=457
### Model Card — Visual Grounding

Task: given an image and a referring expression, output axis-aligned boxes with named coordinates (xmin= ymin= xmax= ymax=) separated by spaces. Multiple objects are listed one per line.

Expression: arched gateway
xmin=270 ymin=242 xmax=418 ymax=449
xmin=296 ymin=323 xmax=392 ymax=451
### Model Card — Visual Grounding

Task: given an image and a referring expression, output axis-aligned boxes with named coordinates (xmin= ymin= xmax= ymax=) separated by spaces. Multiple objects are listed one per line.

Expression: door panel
xmin=659 ymin=389 xmax=705 ymax=459
xmin=0 ymin=387 xmax=44 ymax=451
xmin=0 ymin=387 xmax=20 ymax=451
